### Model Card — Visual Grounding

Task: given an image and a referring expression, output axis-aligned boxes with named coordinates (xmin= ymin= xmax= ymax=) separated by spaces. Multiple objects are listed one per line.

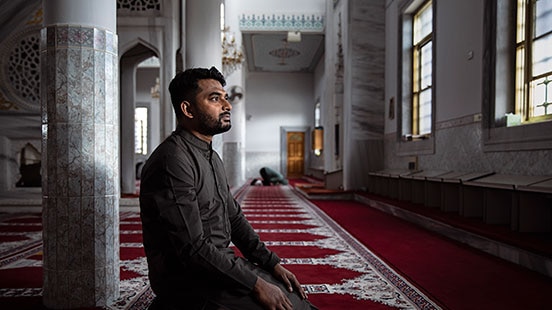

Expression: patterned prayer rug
xmin=238 ymin=186 xmax=441 ymax=310
xmin=0 ymin=185 xmax=442 ymax=309
xmin=0 ymin=211 xmax=152 ymax=309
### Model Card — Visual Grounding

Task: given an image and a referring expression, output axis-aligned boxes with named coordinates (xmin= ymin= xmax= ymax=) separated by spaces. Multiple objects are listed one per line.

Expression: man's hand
xmin=253 ymin=276 xmax=293 ymax=310
xmin=272 ymin=263 xmax=308 ymax=299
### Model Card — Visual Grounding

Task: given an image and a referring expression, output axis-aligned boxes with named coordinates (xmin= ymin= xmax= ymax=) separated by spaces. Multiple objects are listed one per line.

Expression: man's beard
xmin=196 ymin=112 xmax=232 ymax=136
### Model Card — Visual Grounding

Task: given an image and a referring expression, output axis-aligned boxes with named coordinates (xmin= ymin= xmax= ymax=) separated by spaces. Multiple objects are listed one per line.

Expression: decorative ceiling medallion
xmin=269 ymin=47 xmax=300 ymax=59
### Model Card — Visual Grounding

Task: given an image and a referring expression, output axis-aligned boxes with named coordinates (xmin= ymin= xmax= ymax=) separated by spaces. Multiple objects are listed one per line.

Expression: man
xmin=139 ymin=67 xmax=317 ymax=310
xmin=259 ymin=167 xmax=289 ymax=186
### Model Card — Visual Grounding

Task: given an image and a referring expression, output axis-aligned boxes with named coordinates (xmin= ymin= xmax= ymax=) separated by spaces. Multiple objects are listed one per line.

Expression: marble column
xmin=222 ymin=1 xmax=247 ymax=188
xmin=120 ymin=58 xmax=139 ymax=195
xmin=342 ymin=0 xmax=385 ymax=190
xmin=41 ymin=0 xmax=119 ymax=308
xmin=186 ymin=0 xmax=224 ymax=156
xmin=185 ymin=0 xmax=222 ymax=68
xmin=221 ymin=73 xmax=246 ymax=188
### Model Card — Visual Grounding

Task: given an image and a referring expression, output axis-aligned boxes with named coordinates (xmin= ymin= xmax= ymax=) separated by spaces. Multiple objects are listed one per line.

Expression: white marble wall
xmin=385 ymin=115 xmax=552 ymax=176
xmin=246 ymin=151 xmax=281 ymax=179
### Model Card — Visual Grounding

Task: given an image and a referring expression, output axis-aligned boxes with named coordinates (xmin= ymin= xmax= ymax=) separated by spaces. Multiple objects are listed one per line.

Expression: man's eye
xmin=210 ymin=96 xmax=219 ymax=101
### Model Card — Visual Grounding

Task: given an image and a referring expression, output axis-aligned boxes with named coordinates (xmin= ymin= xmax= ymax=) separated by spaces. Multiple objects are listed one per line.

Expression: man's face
xmin=192 ymin=79 xmax=232 ymax=136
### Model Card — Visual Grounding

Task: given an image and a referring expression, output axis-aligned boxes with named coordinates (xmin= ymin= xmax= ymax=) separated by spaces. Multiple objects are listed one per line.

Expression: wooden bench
xmin=398 ymin=170 xmax=451 ymax=204
xmin=368 ymin=169 xmax=418 ymax=199
xmin=462 ymin=174 xmax=552 ymax=230
xmin=424 ymin=171 xmax=494 ymax=212
xmin=516 ymin=179 xmax=552 ymax=232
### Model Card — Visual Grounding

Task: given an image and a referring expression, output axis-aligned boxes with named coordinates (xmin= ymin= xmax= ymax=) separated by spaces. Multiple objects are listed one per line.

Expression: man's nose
xmin=222 ymin=98 xmax=232 ymax=111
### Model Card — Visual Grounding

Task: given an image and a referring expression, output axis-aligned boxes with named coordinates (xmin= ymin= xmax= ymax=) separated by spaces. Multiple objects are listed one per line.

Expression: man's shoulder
xmin=140 ymin=136 xmax=194 ymax=178
xmin=150 ymin=135 xmax=179 ymax=155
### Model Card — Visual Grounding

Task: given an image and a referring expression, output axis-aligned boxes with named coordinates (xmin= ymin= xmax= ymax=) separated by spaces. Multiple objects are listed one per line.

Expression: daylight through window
xmin=135 ymin=107 xmax=148 ymax=155
xmin=412 ymin=1 xmax=433 ymax=136
xmin=515 ymin=0 xmax=552 ymax=124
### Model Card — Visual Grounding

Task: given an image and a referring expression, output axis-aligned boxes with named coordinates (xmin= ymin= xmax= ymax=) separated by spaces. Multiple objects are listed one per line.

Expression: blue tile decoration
xmin=239 ymin=13 xmax=324 ymax=32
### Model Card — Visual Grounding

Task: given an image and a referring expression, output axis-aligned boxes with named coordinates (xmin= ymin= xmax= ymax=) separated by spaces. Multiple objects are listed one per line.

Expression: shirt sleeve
xmin=152 ymin=153 xmax=259 ymax=291
xmin=227 ymin=191 xmax=281 ymax=271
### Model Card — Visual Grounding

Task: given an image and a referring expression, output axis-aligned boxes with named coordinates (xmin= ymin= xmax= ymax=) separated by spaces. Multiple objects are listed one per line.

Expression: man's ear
xmin=181 ymin=101 xmax=193 ymax=118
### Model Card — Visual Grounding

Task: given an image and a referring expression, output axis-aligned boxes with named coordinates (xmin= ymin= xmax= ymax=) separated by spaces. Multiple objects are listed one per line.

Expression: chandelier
xmin=221 ymin=26 xmax=244 ymax=76
xmin=150 ymin=77 xmax=160 ymax=98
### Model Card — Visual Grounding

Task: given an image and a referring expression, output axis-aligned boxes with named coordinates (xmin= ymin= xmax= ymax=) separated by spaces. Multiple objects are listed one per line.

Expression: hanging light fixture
xmin=312 ymin=126 xmax=324 ymax=156
xmin=150 ymin=77 xmax=160 ymax=98
xmin=287 ymin=30 xmax=302 ymax=43
xmin=221 ymin=26 xmax=244 ymax=76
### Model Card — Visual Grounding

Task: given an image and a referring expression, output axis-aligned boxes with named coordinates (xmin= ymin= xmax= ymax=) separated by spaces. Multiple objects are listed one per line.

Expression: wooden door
xmin=286 ymin=132 xmax=305 ymax=178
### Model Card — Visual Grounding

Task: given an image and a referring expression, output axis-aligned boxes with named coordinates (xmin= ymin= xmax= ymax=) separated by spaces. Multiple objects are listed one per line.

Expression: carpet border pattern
xmin=289 ymin=187 xmax=442 ymax=310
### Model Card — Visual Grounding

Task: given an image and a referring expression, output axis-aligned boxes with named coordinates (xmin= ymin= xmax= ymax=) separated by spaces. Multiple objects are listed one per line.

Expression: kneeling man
xmin=140 ymin=67 xmax=318 ymax=310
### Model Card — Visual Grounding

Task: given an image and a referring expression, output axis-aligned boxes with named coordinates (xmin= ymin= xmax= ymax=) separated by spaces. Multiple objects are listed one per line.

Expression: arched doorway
xmin=120 ymin=42 xmax=159 ymax=195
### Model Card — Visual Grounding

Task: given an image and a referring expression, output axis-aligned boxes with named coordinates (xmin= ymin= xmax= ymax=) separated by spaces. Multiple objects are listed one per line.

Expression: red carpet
xmin=9 ymin=184 xmax=548 ymax=309
xmin=3 ymin=183 xmax=551 ymax=309
xmin=0 ymin=212 xmax=151 ymax=310
xmin=310 ymin=199 xmax=552 ymax=310
xmin=239 ymin=186 xmax=439 ymax=309
xmin=354 ymin=192 xmax=552 ymax=258
xmin=0 ymin=185 xmax=444 ymax=309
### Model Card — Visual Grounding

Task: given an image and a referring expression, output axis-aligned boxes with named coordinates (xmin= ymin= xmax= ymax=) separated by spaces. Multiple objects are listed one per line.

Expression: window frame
xmin=482 ymin=0 xmax=552 ymax=151
xmin=515 ymin=0 xmax=552 ymax=123
xmin=397 ymin=0 xmax=436 ymax=155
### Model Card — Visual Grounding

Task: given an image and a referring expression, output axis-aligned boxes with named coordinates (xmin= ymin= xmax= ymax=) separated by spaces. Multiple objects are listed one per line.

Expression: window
xmin=135 ymin=107 xmax=148 ymax=155
xmin=398 ymin=0 xmax=434 ymax=155
xmin=515 ymin=0 xmax=552 ymax=124
xmin=483 ymin=0 xmax=552 ymax=151
xmin=412 ymin=1 xmax=433 ymax=136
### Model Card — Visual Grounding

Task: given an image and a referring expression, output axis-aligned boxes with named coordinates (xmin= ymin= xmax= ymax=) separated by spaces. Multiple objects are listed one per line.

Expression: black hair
xmin=168 ymin=66 xmax=226 ymax=119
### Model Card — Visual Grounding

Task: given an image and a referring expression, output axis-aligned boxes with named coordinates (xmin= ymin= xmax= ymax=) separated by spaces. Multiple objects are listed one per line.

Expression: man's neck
xmin=178 ymin=124 xmax=212 ymax=143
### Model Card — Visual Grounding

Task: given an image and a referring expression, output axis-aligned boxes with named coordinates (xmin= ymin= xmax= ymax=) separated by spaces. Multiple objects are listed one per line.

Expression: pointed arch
xmin=120 ymin=38 xmax=160 ymax=61
xmin=120 ymin=39 xmax=160 ymax=194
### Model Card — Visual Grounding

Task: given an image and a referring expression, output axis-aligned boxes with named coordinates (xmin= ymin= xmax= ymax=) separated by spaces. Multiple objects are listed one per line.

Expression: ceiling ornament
xmin=117 ymin=0 xmax=161 ymax=14
xmin=268 ymin=41 xmax=301 ymax=66
xmin=221 ymin=26 xmax=245 ymax=77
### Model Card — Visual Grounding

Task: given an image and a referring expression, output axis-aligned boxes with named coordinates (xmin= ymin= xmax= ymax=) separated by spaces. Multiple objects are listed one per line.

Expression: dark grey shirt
xmin=139 ymin=127 xmax=280 ymax=300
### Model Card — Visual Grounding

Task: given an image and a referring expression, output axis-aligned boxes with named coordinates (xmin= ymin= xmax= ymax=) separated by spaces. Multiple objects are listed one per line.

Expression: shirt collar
xmin=175 ymin=126 xmax=212 ymax=152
